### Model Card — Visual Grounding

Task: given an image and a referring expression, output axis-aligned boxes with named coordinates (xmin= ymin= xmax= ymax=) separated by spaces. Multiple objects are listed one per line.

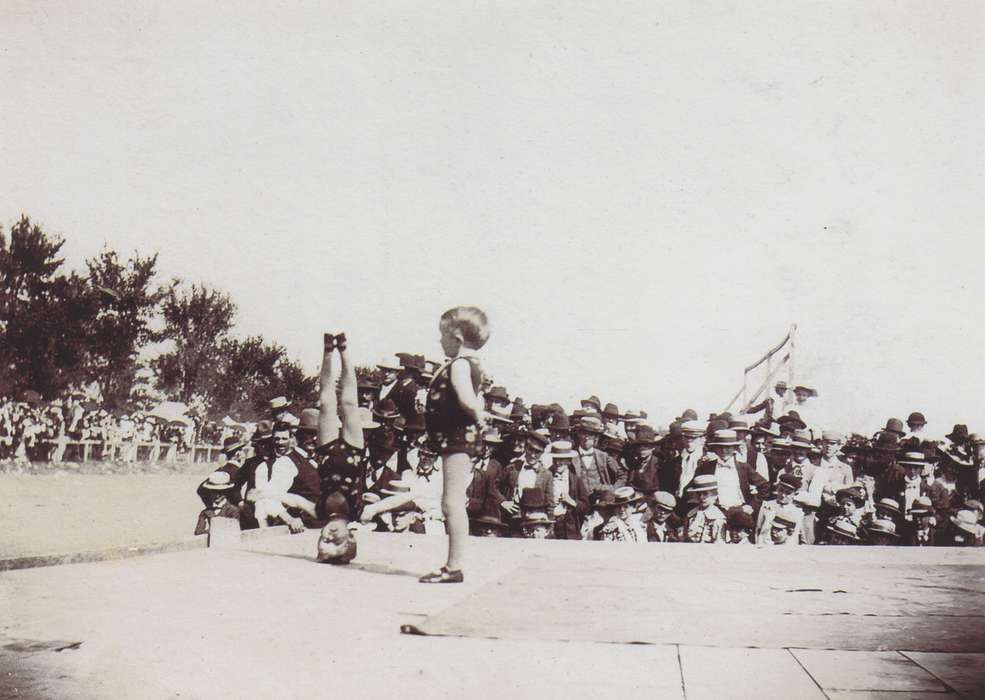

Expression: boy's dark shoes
xmin=419 ymin=566 xmax=464 ymax=584
xmin=323 ymin=333 xmax=336 ymax=352
xmin=335 ymin=333 xmax=347 ymax=352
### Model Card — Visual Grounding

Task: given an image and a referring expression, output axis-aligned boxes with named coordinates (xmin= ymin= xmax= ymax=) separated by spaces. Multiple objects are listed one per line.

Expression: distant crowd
xmin=194 ymin=345 xmax=985 ymax=548
xmin=0 ymin=395 xmax=225 ymax=464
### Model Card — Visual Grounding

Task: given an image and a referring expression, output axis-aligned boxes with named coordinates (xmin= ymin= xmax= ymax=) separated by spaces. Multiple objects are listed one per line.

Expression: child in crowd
xmin=684 ymin=475 xmax=726 ymax=543
xmin=725 ymin=505 xmax=754 ymax=544
xmin=647 ymin=491 xmax=681 ymax=542
xmin=420 ymin=307 xmax=490 ymax=583
xmin=194 ymin=471 xmax=241 ymax=536
xmin=599 ymin=487 xmax=647 ymax=543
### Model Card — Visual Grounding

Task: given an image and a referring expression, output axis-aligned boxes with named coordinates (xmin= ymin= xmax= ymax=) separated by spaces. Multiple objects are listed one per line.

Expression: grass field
xmin=0 ymin=471 xmax=211 ymax=559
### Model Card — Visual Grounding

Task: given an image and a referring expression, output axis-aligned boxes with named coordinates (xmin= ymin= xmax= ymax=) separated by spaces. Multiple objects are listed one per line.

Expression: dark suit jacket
xmin=388 ymin=373 xmax=423 ymax=420
xmin=467 ymin=457 xmax=506 ymax=516
xmin=572 ymin=448 xmax=619 ymax=492
xmin=615 ymin=454 xmax=661 ymax=492
xmin=688 ymin=457 xmax=769 ymax=508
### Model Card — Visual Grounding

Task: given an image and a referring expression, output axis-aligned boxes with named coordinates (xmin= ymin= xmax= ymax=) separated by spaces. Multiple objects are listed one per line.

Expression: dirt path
xmin=0 ymin=472 xmax=210 ymax=559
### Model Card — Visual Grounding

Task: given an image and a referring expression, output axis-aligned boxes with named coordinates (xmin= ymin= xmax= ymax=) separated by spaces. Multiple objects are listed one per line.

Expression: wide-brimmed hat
xmin=602 ymin=403 xmax=620 ymax=419
xmin=622 ymin=410 xmax=644 ymax=425
xmin=251 ymin=420 xmax=274 ymax=443
xmin=397 ymin=353 xmax=426 ymax=372
xmin=868 ymin=519 xmax=899 ymax=539
xmin=827 ymin=519 xmax=861 ymax=540
xmin=753 ymin=422 xmax=781 ymax=438
xmin=521 ymin=511 xmax=555 ymax=526
xmin=896 ymin=451 xmax=927 ymax=467
xmin=835 ymin=486 xmax=866 ymax=507
xmin=680 ymin=420 xmax=706 ymax=438
xmin=486 ymin=386 xmax=510 ymax=404
xmin=707 ymin=429 xmax=743 ymax=447
xmin=580 ymin=395 xmax=602 ymax=412
xmin=883 ymin=418 xmax=906 ymax=436
xmin=946 ymin=424 xmax=969 ymax=443
xmin=906 ymin=411 xmax=926 ymax=426
xmin=777 ymin=412 xmax=806 ymax=430
xmin=630 ymin=425 xmax=661 ymax=446
xmin=690 ymin=474 xmax=718 ymax=493
xmin=652 ymin=491 xmax=677 ymax=512
xmin=269 ymin=396 xmax=290 ymax=411
xmin=790 ymin=429 xmax=813 ymax=449
xmin=612 ymin=486 xmax=643 ymax=505
xmin=875 ymin=498 xmax=901 ymax=516
xmin=573 ymin=416 xmax=604 ymax=434
xmin=548 ymin=440 xmax=577 ymax=460
xmin=950 ymin=510 xmax=980 ymax=535
xmin=481 ymin=427 xmax=504 ymax=444
xmin=777 ymin=472 xmax=802 ymax=491
xmin=772 ymin=507 xmax=801 ymax=530
xmin=821 ymin=430 xmax=843 ymax=443
xmin=936 ymin=444 xmax=974 ymax=469
xmin=372 ymin=399 xmax=400 ymax=420
xmin=525 ymin=430 xmax=550 ymax=450
xmin=909 ymin=496 xmax=933 ymax=515
xmin=544 ymin=412 xmax=570 ymax=432
xmin=220 ymin=436 xmax=246 ymax=455
xmin=793 ymin=384 xmax=817 ymax=398
xmin=296 ymin=408 xmax=320 ymax=433
xmin=376 ymin=357 xmax=402 ymax=372
xmin=201 ymin=471 xmax=235 ymax=491
xmin=870 ymin=431 xmax=899 ymax=452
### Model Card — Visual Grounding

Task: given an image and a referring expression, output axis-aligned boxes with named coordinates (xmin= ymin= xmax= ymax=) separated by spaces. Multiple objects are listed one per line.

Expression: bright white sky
xmin=3 ymin=1 xmax=984 ymax=434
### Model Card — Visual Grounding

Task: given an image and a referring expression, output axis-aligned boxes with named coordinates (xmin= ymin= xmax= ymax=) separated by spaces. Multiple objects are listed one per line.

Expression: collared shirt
xmin=551 ymin=469 xmax=570 ymax=515
xmin=715 ymin=458 xmax=744 ymax=509
xmin=255 ymin=454 xmax=298 ymax=494
xmin=514 ymin=462 xmax=539 ymax=504
xmin=903 ymin=475 xmax=922 ymax=514
xmin=678 ymin=449 xmax=702 ymax=498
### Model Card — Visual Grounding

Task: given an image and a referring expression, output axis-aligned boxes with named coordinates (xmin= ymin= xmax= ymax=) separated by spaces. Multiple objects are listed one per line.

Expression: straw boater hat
xmin=525 ymin=430 xmax=550 ymax=449
xmin=866 ymin=518 xmax=899 ymax=538
xmin=896 ymin=451 xmax=927 ymax=468
xmin=875 ymin=498 xmax=901 ymax=516
xmin=821 ymin=430 xmax=843 ymax=443
xmin=772 ymin=507 xmax=801 ymax=531
xmin=754 ymin=421 xmax=781 ymax=438
xmin=950 ymin=510 xmax=980 ymax=536
xmin=574 ymin=416 xmax=605 ymax=434
xmin=680 ymin=420 xmax=706 ymax=438
xmin=622 ymin=410 xmax=644 ymax=425
xmin=690 ymin=474 xmax=718 ymax=493
xmin=376 ymin=356 xmax=402 ymax=372
xmin=201 ymin=471 xmax=235 ymax=491
xmin=269 ymin=396 xmax=290 ymax=412
xmin=521 ymin=511 xmax=555 ymax=526
xmin=581 ymin=395 xmax=602 ymax=412
xmin=790 ymin=429 xmax=813 ymax=449
xmin=793 ymin=384 xmax=818 ymax=398
xmin=481 ymin=427 xmax=504 ymax=444
xmin=612 ymin=486 xmax=643 ymax=506
xmin=728 ymin=417 xmax=751 ymax=433
xmin=909 ymin=496 xmax=933 ymax=515
xmin=548 ymin=440 xmax=577 ymax=460
xmin=707 ymin=429 xmax=743 ymax=448
xmin=652 ymin=491 xmax=677 ymax=512
xmin=827 ymin=519 xmax=861 ymax=541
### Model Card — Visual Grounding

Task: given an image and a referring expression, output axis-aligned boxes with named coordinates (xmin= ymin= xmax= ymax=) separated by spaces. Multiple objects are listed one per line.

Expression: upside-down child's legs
xmin=441 ymin=452 xmax=473 ymax=572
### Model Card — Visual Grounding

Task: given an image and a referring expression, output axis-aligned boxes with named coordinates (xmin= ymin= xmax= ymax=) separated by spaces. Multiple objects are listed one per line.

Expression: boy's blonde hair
xmin=440 ymin=306 xmax=490 ymax=349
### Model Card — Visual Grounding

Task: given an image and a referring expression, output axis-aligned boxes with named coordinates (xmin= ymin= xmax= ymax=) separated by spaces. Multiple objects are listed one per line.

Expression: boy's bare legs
xmin=441 ymin=452 xmax=472 ymax=572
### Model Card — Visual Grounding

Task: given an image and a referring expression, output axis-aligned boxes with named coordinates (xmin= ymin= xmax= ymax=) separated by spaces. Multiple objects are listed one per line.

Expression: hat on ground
xmin=602 ymin=403 xmax=620 ymax=419
xmin=950 ymin=510 xmax=980 ymax=535
xmin=549 ymin=440 xmax=577 ymax=459
xmin=220 ymin=436 xmax=246 ymax=455
xmin=269 ymin=396 xmax=290 ymax=412
xmin=202 ymin=471 xmax=234 ymax=491
xmin=372 ymin=399 xmax=400 ymax=420
xmin=580 ymin=395 xmax=602 ymax=412
xmin=726 ymin=505 xmax=754 ymax=530
xmin=297 ymin=408 xmax=319 ymax=433
xmin=772 ymin=507 xmax=801 ymax=531
xmin=690 ymin=474 xmax=718 ymax=493
xmin=946 ymin=424 xmax=969 ymax=444
xmin=652 ymin=491 xmax=677 ymax=512
xmin=486 ymin=386 xmax=510 ymax=404
xmin=909 ymin=496 xmax=933 ymax=515
xmin=519 ymin=487 xmax=548 ymax=511
xmin=883 ymin=418 xmax=906 ymax=436
xmin=707 ymin=429 xmax=743 ymax=447
xmin=612 ymin=486 xmax=643 ymax=505
xmin=827 ymin=519 xmax=860 ymax=540
xmin=875 ymin=498 xmax=901 ymax=516
xmin=906 ymin=412 xmax=927 ymax=426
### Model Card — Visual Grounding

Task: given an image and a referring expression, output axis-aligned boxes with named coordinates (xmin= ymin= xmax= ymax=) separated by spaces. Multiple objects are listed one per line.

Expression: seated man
xmin=194 ymin=471 xmax=242 ymax=536
xmin=243 ymin=421 xmax=320 ymax=533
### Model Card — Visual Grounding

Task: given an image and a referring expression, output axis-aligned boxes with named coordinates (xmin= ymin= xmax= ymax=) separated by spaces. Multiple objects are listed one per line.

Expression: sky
xmin=3 ymin=1 xmax=984 ymax=434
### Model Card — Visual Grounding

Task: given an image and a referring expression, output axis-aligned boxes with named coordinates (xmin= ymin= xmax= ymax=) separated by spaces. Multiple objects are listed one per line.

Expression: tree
xmin=152 ymin=282 xmax=236 ymax=403
xmin=0 ymin=216 xmax=97 ymax=397
xmin=84 ymin=248 xmax=164 ymax=407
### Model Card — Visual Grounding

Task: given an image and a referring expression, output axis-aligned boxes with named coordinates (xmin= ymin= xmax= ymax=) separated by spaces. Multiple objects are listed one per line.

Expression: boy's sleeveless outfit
xmin=425 ymin=356 xmax=484 ymax=458
xmin=314 ymin=439 xmax=367 ymax=520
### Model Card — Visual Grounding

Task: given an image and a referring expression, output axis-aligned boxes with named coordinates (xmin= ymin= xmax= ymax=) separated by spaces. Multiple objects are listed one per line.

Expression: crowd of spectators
xmin=0 ymin=395 xmax=225 ymax=465
xmin=194 ymin=347 xmax=985 ymax=548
